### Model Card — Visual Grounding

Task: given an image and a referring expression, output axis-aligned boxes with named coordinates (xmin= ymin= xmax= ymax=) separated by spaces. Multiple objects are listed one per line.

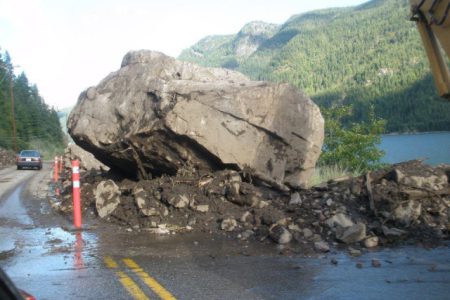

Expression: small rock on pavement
xmin=336 ymin=223 xmax=366 ymax=244
xmin=314 ymin=241 xmax=330 ymax=253
xmin=269 ymin=225 xmax=293 ymax=244
xmin=348 ymin=247 xmax=362 ymax=257
xmin=364 ymin=236 xmax=379 ymax=248
xmin=221 ymin=218 xmax=237 ymax=232
xmin=371 ymin=259 xmax=381 ymax=268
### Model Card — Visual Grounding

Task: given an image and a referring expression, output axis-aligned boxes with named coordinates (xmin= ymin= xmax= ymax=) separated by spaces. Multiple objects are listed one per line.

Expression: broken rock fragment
xmin=289 ymin=192 xmax=302 ymax=205
xmin=133 ymin=187 xmax=168 ymax=217
xmin=95 ymin=180 xmax=121 ymax=218
xmin=326 ymin=213 xmax=354 ymax=230
xmin=336 ymin=223 xmax=366 ymax=244
xmin=167 ymin=194 xmax=190 ymax=209
xmin=364 ymin=236 xmax=379 ymax=248
xmin=314 ymin=240 xmax=330 ymax=252
xmin=195 ymin=204 xmax=209 ymax=213
xmin=393 ymin=164 xmax=448 ymax=191
xmin=64 ymin=143 xmax=109 ymax=172
xmin=393 ymin=200 xmax=421 ymax=226
xmin=221 ymin=218 xmax=238 ymax=232
xmin=269 ymin=224 xmax=293 ymax=244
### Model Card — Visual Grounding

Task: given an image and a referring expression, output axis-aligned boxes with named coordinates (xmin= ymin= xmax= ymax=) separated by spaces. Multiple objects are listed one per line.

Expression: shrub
xmin=319 ymin=104 xmax=386 ymax=171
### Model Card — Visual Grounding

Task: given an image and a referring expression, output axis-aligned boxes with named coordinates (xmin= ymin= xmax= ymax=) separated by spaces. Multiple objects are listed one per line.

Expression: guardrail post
xmin=72 ymin=160 xmax=82 ymax=229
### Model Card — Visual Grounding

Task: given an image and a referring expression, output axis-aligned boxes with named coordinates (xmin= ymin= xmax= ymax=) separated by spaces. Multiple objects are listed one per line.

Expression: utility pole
xmin=9 ymin=73 xmax=17 ymax=153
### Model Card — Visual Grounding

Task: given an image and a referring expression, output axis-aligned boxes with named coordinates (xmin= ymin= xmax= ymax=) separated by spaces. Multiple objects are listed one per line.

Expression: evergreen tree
xmin=0 ymin=49 xmax=65 ymax=156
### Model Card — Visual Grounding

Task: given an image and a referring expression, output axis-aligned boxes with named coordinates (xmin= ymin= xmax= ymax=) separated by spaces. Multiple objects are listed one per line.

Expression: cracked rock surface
xmin=67 ymin=50 xmax=324 ymax=189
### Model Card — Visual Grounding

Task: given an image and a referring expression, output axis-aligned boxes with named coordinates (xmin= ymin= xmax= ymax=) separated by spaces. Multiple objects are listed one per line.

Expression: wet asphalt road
xmin=0 ymin=164 xmax=450 ymax=300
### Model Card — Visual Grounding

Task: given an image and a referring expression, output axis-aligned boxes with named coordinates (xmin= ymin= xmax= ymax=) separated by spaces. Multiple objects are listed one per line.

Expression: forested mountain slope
xmin=0 ymin=51 xmax=65 ymax=154
xmin=179 ymin=0 xmax=450 ymax=132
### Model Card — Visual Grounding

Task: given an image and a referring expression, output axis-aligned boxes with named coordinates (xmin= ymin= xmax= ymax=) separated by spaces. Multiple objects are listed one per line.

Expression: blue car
xmin=16 ymin=150 xmax=42 ymax=170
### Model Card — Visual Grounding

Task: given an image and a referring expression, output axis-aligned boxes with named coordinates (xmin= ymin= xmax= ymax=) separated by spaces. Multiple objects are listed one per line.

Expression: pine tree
xmin=0 ymin=49 xmax=65 ymax=156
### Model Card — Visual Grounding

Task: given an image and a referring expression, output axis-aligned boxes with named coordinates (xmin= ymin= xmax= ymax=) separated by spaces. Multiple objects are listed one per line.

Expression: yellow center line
xmin=104 ymin=256 xmax=119 ymax=269
xmin=104 ymin=256 xmax=151 ymax=300
xmin=116 ymin=271 xmax=151 ymax=300
xmin=123 ymin=258 xmax=177 ymax=300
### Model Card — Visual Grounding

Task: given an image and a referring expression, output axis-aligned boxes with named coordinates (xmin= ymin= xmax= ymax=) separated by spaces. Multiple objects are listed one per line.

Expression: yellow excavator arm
xmin=410 ymin=0 xmax=450 ymax=100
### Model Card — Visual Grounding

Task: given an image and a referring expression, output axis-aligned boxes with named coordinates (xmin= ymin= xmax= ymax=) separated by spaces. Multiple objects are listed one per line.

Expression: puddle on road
xmin=0 ymin=182 xmax=33 ymax=226
xmin=0 ymin=182 xmax=98 ymax=276
xmin=1 ymin=226 xmax=98 ymax=273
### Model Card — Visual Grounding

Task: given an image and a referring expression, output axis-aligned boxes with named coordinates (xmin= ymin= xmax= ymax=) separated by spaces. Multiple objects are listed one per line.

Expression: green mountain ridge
xmin=178 ymin=0 xmax=450 ymax=133
xmin=179 ymin=20 xmax=279 ymax=70
xmin=57 ymin=106 xmax=72 ymax=134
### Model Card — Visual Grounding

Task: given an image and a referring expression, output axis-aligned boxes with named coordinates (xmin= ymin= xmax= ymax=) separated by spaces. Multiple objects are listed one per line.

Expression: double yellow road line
xmin=104 ymin=256 xmax=177 ymax=300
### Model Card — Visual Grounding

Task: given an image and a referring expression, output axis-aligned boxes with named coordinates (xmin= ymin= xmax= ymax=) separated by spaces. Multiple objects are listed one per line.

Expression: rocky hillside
xmin=179 ymin=0 xmax=450 ymax=133
xmin=179 ymin=21 xmax=279 ymax=70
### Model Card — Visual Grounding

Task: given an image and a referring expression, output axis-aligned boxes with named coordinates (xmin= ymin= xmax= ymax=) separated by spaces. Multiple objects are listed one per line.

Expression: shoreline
xmin=382 ymin=131 xmax=450 ymax=136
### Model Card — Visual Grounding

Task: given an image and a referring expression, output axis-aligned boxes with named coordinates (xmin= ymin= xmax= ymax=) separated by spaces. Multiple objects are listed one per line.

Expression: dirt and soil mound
xmin=52 ymin=159 xmax=449 ymax=255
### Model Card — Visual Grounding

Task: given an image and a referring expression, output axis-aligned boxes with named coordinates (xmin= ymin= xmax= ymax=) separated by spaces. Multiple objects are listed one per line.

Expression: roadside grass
xmin=28 ymin=139 xmax=65 ymax=160
xmin=308 ymin=164 xmax=363 ymax=187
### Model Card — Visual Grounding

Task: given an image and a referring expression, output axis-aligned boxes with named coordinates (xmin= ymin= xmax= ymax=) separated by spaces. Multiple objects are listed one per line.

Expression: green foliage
xmin=179 ymin=0 xmax=450 ymax=133
xmin=309 ymin=164 xmax=362 ymax=187
xmin=0 ymin=50 xmax=65 ymax=155
xmin=319 ymin=104 xmax=386 ymax=171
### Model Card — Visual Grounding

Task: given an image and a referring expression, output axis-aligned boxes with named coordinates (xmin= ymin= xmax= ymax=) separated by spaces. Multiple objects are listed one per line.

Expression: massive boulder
xmin=67 ymin=50 xmax=324 ymax=188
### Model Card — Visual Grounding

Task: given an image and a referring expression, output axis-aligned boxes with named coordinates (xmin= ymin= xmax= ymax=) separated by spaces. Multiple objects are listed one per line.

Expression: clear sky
xmin=0 ymin=0 xmax=368 ymax=109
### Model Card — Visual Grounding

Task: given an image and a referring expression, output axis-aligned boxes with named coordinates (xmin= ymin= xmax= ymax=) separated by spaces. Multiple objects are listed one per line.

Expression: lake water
xmin=379 ymin=132 xmax=450 ymax=165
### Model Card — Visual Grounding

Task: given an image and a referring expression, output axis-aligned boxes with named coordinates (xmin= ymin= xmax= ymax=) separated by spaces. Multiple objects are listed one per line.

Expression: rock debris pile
xmin=54 ymin=159 xmax=449 ymax=253
xmin=58 ymin=50 xmax=449 ymax=254
xmin=0 ymin=148 xmax=16 ymax=169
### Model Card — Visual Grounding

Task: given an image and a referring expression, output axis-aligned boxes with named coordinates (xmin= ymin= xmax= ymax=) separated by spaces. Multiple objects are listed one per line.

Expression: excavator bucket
xmin=410 ymin=0 xmax=450 ymax=100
